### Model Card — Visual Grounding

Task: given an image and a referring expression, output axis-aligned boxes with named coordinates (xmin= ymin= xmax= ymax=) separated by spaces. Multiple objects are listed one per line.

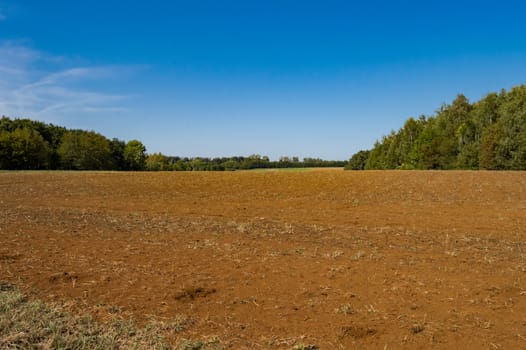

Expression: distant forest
xmin=0 ymin=116 xmax=345 ymax=171
xmin=346 ymin=85 xmax=526 ymax=170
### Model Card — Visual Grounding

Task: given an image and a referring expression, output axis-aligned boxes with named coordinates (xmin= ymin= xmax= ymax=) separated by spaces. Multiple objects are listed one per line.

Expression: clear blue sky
xmin=1 ymin=1 xmax=526 ymax=160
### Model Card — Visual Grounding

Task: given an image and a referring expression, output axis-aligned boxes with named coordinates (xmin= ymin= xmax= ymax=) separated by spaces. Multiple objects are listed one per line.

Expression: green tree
xmin=365 ymin=132 xmax=398 ymax=169
xmin=124 ymin=140 xmax=147 ymax=170
xmin=345 ymin=150 xmax=370 ymax=170
xmin=407 ymin=118 xmax=437 ymax=169
xmin=190 ymin=157 xmax=207 ymax=171
xmin=222 ymin=159 xmax=239 ymax=171
xmin=365 ymin=140 xmax=385 ymax=169
xmin=146 ymin=152 xmax=171 ymax=171
xmin=432 ymin=95 xmax=472 ymax=169
xmin=109 ymin=138 xmax=127 ymax=170
xmin=479 ymin=123 xmax=504 ymax=169
xmin=495 ymin=85 xmax=526 ymax=169
xmin=58 ymin=130 xmax=113 ymax=170
xmin=0 ymin=128 xmax=51 ymax=169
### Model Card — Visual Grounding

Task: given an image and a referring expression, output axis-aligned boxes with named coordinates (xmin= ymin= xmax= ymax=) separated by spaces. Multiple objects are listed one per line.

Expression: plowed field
xmin=1 ymin=170 xmax=526 ymax=349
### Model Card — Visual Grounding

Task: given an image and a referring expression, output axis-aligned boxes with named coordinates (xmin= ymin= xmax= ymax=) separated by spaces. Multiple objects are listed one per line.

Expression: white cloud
xmin=0 ymin=9 xmax=6 ymax=21
xmin=0 ymin=42 xmax=136 ymax=123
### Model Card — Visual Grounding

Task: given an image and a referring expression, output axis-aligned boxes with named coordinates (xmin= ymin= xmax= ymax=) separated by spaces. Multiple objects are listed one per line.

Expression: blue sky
xmin=1 ymin=1 xmax=526 ymax=160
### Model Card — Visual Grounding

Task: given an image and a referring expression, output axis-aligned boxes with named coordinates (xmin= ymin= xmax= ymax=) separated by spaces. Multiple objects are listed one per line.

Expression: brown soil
xmin=1 ymin=170 xmax=526 ymax=349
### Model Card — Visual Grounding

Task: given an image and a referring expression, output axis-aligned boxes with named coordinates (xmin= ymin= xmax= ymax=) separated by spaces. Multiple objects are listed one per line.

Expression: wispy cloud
xmin=0 ymin=9 xmax=6 ymax=21
xmin=0 ymin=42 xmax=137 ymax=123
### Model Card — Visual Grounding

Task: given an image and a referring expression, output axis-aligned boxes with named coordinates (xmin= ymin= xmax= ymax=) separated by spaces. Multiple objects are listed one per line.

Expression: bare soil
xmin=1 ymin=170 xmax=526 ymax=349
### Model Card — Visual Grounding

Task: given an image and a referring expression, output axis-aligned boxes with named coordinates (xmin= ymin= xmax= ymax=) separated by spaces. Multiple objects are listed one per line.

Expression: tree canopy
xmin=0 ymin=117 xmax=140 ymax=171
xmin=124 ymin=140 xmax=147 ymax=170
xmin=0 ymin=127 xmax=50 ymax=170
xmin=346 ymin=85 xmax=526 ymax=170
xmin=58 ymin=130 xmax=113 ymax=170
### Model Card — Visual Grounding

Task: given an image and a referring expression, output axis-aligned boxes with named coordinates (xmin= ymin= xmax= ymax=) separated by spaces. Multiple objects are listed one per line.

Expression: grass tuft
xmin=0 ymin=286 xmax=215 ymax=349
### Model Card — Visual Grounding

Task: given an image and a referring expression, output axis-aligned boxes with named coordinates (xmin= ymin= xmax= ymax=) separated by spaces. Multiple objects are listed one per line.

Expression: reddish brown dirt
xmin=1 ymin=170 xmax=526 ymax=349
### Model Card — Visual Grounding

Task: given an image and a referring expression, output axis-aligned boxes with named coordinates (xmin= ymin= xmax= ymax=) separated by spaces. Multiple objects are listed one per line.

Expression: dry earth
xmin=1 ymin=170 xmax=526 ymax=349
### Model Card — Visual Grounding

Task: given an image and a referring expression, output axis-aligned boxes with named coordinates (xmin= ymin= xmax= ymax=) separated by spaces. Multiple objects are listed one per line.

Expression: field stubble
xmin=1 ymin=170 xmax=526 ymax=349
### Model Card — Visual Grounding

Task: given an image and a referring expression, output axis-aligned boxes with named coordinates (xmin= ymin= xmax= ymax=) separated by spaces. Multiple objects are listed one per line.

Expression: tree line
xmin=146 ymin=154 xmax=345 ymax=171
xmin=346 ymin=85 xmax=526 ymax=170
xmin=0 ymin=117 xmax=146 ymax=170
xmin=0 ymin=116 xmax=345 ymax=171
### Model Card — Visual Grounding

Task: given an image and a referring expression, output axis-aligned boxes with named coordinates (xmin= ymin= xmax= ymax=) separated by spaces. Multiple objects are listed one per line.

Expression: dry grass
xmin=0 ymin=283 xmax=222 ymax=350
